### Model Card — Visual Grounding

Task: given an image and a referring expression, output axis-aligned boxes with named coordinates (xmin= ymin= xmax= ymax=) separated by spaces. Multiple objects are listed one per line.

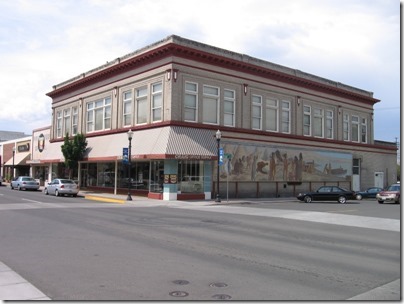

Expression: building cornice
xmin=46 ymin=35 xmax=379 ymax=105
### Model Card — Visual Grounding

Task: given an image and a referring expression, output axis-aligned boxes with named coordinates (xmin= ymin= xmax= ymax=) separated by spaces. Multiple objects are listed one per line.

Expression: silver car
xmin=11 ymin=176 xmax=40 ymax=191
xmin=44 ymin=178 xmax=79 ymax=197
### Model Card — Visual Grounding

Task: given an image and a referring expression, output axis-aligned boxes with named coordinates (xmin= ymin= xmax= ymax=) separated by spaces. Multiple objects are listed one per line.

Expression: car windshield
xmin=60 ymin=180 xmax=74 ymax=184
xmin=387 ymin=185 xmax=400 ymax=191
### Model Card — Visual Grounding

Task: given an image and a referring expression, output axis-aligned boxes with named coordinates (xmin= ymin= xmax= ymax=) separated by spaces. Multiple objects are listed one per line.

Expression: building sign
xmin=17 ymin=143 xmax=30 ymax=153
xmin=164 ymin=174 xmax=177 ymax=184
xmin=38 ymin=134 xmax=45 ymax=152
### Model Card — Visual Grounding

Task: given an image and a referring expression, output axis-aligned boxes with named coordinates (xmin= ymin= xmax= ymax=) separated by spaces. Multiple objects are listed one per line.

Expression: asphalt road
xmin=0 ymin=185 xmax=400 ymax=300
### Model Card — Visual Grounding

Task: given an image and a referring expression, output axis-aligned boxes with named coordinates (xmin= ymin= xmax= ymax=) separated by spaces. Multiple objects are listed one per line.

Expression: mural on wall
xmin=220 ymin=142 xmax=352 ymax=182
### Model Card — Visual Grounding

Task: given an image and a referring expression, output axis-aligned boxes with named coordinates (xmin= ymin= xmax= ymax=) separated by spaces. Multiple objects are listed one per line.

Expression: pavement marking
xmin=175 ymin=205 xmax=400 ymax=232
xmin=84 ymin=195 xmax=125 ymax=204
xmin=347 ymin=278 xmax=400 ymax=300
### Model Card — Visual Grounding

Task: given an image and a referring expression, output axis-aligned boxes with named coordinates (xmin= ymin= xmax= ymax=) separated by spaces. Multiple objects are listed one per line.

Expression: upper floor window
xmin=184 ymin=82 xmax=198 ymax=122
xmin=56 ymin=111 xmax=62 ymax=138
xmin=123 ymin=91 xmax=132 ymax=126
xmin=72 ymin=107 xmax=78 ymax=135
xmin=63 ymin=109 xmax=71 ymax=136
xmin=303 ymin=106 xmax=311 ymax=136
xmin=325 ymin=110 xmax=333 ymax=139
xmin=361 ymin=118 xmax=367 ymax=143
xmin=152 ymin=82 xmax=162 ymax=122
xmin=313 ymin=108 xmax=324 ymax=138
xmin=86 ymin=97 xmax=111 ymax=132
xmin=351 ymin=115 xmax=359 ymax=142
xmin=203 ymin=85 xmax=219 ymax=124
xmin=252 ymin=95 xmax=262 ymax=130
xmin=136 ymin=87 xmax=147 ymax=125
xmin=281 ymin=101 xmax=290 ymax=133
xmin=343 ymin=114 xmax=349 ymax=141
xmin=223 ymin=89 xmax=235 ymax=127
xmin=266 ymin=98 xmax=278 ymax=132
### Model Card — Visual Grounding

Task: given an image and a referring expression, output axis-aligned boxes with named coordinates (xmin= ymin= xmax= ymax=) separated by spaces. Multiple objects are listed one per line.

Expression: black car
xmin=355 ymin=187 xmax=383 ymax=200
xmin=297 ymin=186 xmax=356 ymax=204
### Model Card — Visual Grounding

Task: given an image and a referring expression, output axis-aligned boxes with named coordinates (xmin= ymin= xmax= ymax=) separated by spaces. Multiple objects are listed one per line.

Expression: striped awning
xmin=83 ymin=126 xmax=217 ymax=161
xmin=4 ymin=152 xmax=30 ymax=166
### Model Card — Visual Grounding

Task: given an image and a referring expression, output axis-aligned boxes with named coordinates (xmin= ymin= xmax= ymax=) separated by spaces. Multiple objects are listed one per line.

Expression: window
xmin=303 ymin=106 xmax=311 ymax=136
xmin=281 ymin=101 xmax=290 ymax=133
xmin=203 ymin=85 xmax=219 ymax=124
xmin=63 ymin=109 xmax=71 ymax=136
xmin=224 ymin=89 xmax=235 ymax=127
xmin=252 ymin=95 xmax=262 ymax=130
xmin=152 ymin=82 xmax=162 ymax=122
xmin=184 ymin=82 xmax=197 ymax=122
xmin=72 ymin=107 xmax=78 ymax=135
xmin=353 ymin=158 xmax=360 ymax=175
xmin=266 ymin=98 xmax=278 ymax=132
xmin=325 ymin=110 xmax=333 ymax=139
xmin=361 ymin=118 xmax=367 ymax=143
xmin=351 ymin=115 xmax=359 ymax=142
xmin=343 ymin=114 xmax=349 ymax=141
xmin=123 ymin=91 xmax=132 ymax=126
xmin=86 ymin=97 xmax=111 ymax=132
xmin=56 ymin=111 xmax=62 ymax=138
xmin=136 ymin=87 xmax=148 ymax=125
xmin=313 ymin=108 xmax=323 ymax=137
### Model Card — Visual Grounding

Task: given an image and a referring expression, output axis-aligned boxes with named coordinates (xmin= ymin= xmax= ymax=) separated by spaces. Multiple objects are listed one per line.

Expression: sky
xmin=0 ymin=0 xmax=400 ymax=145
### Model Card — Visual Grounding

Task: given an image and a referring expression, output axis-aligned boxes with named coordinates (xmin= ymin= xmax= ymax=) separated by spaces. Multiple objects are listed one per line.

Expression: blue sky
xmin=0 ymin=0 xmax=400 ymax=145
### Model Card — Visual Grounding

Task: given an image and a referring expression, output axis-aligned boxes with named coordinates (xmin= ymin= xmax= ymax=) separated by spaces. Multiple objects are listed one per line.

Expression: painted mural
xmin=220 ymin=142 xmax=352 ymax=182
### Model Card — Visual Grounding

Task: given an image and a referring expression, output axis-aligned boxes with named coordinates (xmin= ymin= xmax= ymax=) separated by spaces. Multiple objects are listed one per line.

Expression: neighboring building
xmin=42 ymin=35 xmax=397 ymax=200
xmin=0 ymin=130 xmax=28 ymax=142
xmin=0 ymin=136 xmax=32 ymax=181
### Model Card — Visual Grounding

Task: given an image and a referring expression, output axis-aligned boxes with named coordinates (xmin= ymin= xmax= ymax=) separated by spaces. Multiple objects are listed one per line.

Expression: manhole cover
xmin=169 ymin=291 xmax=189 ymax=297
xmin=212 ymin=294 xmax=232 ymax=300
xmin=173 ymin=280 xmax=190 ymax=285
xmin=209 ymin=282 xmax=228 ymax=288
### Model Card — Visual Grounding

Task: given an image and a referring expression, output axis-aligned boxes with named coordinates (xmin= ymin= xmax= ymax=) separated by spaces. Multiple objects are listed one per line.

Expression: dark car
xmin=297 ymin=186 xmax=356 ymax=204
xmin=376 ymin=183 xmax=400 ymax=204
xmin=355 ymin=187 xmax=383 ymax=200
xmin=10 ymin=176 xmax=40 ymax=191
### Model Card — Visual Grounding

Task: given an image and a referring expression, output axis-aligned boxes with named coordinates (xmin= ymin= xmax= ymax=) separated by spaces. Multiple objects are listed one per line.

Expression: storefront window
xmin=178 ymin=160 xmax=204 ymax=193
xmin=149 ymin=160 xmax=164 ymax=193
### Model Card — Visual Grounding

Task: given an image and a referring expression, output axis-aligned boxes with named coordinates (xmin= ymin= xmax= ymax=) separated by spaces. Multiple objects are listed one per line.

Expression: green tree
xmin=61 ymin=133 xmax=88 ymax=179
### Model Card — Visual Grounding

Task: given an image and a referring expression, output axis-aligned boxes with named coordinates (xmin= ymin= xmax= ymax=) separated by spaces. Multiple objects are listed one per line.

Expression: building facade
xmin=43 ymin=35 xmax=397 ymax=200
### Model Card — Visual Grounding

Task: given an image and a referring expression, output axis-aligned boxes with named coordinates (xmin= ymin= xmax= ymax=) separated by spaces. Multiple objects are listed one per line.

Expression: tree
xmin=61 ymin=133 xmax=88 ymax=179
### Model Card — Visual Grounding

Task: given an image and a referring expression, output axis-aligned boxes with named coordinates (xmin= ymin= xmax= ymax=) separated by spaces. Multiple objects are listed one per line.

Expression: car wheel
xmin=55 ymin=189 xmax=59 ymax=197
xmin=304 ymin=196 xmax=312 ymax=203
xmin=72 ymin=194 xmax=77 ymax=197
xmin=356 ymin=194 xmax=362 ymax=200
xmin=18 ymin=185 xmax=22 ymax=191
xmin=378 ymin=200 xmax=384 ymax=204
xmin=10 ymin=184 xmax=13 ymax=190
xmin=338 ymin=196 xmax=347 ymax=204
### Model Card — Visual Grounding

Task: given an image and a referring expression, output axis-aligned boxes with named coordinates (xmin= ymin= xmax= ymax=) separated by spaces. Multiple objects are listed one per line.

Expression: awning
xmin=28 ymin=141 xmax=63 ymax=164
xmin=4 ymin=152 xmax=31 ymax=166
xmin=83 ymin=126 xmax=217 ymax=161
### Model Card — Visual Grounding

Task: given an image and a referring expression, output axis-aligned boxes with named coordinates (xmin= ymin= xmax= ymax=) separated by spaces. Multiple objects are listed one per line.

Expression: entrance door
xmin=374 ymin=172 xmax=384 ymax=188
xmin=80 ymin=168 xmax=88 ymax=187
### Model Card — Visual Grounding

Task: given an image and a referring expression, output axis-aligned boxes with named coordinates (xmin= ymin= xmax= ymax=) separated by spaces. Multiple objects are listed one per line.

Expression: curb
xmin=84 ymin=195 xmax=126 ymax=204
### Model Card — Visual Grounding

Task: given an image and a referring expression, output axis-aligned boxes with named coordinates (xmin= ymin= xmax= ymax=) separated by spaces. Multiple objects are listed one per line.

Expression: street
xmin=0 ymin=185 xmax=400 ymax=300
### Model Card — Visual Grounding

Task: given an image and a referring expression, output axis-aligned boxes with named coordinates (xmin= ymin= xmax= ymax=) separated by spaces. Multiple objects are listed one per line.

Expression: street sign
xmin=122 ymin=147 xmax=129 ymax=164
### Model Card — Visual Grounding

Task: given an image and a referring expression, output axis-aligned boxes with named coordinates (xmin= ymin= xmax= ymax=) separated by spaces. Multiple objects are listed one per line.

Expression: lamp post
xmin=11 ymin=147 xmax=15 ymax=181
xmin=127 ymin=129 xmax=133 ymax=201
xmin=215 ymin=129 xmax=221 ymax=203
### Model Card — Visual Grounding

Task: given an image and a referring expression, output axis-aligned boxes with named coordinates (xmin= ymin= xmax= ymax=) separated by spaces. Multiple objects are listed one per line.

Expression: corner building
xmin=46 ymin=35 xmax=397 ymax=200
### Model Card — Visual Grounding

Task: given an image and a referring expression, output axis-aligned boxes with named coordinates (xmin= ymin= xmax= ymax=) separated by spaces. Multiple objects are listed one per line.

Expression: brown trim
xmin=177 ymin=193 xmax=205 ymax=200
xmin=46 ymin=41 xmax=378 ymax=106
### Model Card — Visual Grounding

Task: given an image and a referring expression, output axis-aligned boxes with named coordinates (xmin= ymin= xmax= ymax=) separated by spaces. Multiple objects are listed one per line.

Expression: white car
xmin=11 ymin=176 xmax=40 ymax=191
xmin=44 ymin=179 xmax=79 ymax=197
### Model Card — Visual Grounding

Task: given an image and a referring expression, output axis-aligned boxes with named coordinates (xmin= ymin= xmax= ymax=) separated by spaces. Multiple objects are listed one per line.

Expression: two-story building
xmin=43 ymin=35 xmax=397 ymax=200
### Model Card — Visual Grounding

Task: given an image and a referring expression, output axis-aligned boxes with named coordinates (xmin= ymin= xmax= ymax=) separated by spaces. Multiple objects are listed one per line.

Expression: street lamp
xmin=215 ymin=129 xmax=221 ymax=203
xmin=12 ymin=147 xmax=15 ymax=181
xmin=127 ymin=129 xmax=133 ymax=201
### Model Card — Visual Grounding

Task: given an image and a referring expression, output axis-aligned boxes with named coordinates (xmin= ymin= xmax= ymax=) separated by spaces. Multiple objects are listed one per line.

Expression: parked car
xmin=44 ymin=178 xmax=79 ymax=197
xmin=297 ymin=186 xmax=356 ymax=204
xmin=376 ymin=183 xmax=400 ymax=204
xmin=10 ymin=176 xmax=40 ymax=191
xmin=355 ymin=187 xmax=383 ymax=200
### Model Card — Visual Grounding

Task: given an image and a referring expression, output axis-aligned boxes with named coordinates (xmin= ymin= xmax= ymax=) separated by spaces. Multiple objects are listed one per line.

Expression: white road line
xmin=21 ymin=198 xmax=63 ymax=207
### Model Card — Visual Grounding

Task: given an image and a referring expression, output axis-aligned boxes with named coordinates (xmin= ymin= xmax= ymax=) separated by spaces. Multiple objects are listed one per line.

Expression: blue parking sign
xmin=219 ymin=148 xmax=224 ymax=165
xmin=122 ymin=147 xmax=129 ymax=164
